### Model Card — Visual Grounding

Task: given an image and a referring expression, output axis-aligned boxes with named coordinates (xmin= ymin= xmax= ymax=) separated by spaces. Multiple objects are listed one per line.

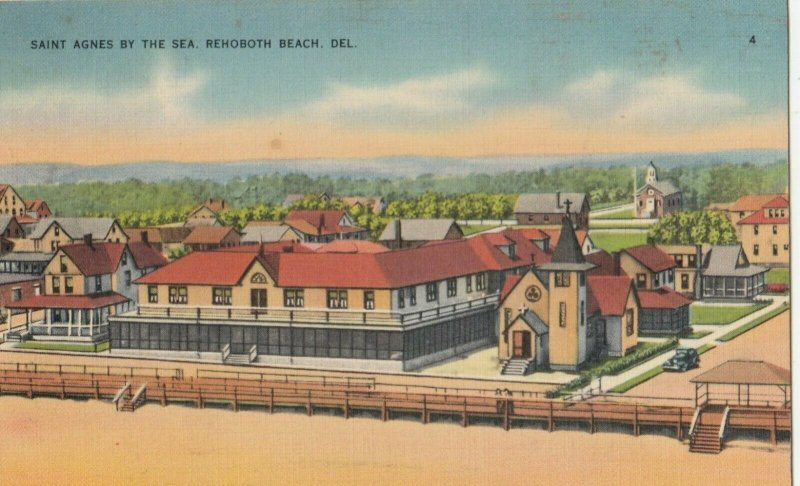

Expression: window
xmin=397 ymin=288 xmax=405 ymax=309
xmin=65 ymin=276 xmax=73 ymax=294
xmin=409 ymin=286 xmax=417 ymax=306
xmin=213 ymin=287 xmax=232 ymax=305
xmin=59 ymin=255 xmax=67 ymax=272
xmin=11 ymin=288 xmax=21 ymax=302
xmin=251 ymin=273 xmax=267 ymax=284
xmin=579 ymin=272 xmax=585 ymax=286
xmin=124 ymin=270 xmax=131 ymax=287
xmin=327 ymin=290 xmax=348 ymax=309
xmin=54 ymin=226 xmax=60 ymax=236
xmin=675 ymin=255 xmax=683 ymax=267
xmin=668 ymin=270 xmax=674 ymax=283
xmin=504 ymin=308 xmax=511 ymax=326
xmin=636 ymin=273 xmax=646 ymax=289
xmin=773 ymin=225 xmax=778 ymax=235
xmin=784 ymin=244 xmax=789 ymax=251
xmin=476 ymin=273 xmax=487 ymax=291
xmin=50 ymin=241 xmax=57 ymax=252
xmin=169 ymin=286 xmax=188 ymax=304
xmin=121 ymin=251 xmax=127 ymax=265
xmin=95 ymin=276 xmax=102 ymax=292
xmin=364 ymin=290 xmax=375 ymax=310
xmin=148 ymin=285 xmax=158 ymax=303
xmin=284 ymin=289 xmax=305 ymax=307
xmin=772 ymin=244 xmax=778 ymax=256
xmin=681 ymin=274 xmax=689 ymax=290
xmin=544 ymin=215 xmax=549 ymax=222
xmin=559 ymin=302 xmax=566 ymax=327
xmin=754 ymin=225 xmax=759 ymax=235
xmin=51 ymin=276 xmax=60 ymax=294
xmin=33 ymin=284 xmax=40 ymax=296
xmin=625 ymin=309 xmax=634 ymax=336
xmin=446 ymin=278 xmax=457 ymax=297
xmin=426 ymin=283 xmax=438 ymax=302
xmin=465 ymin=275 xmax=473 ymax=293
xmin=688 ymin=254 xmax=696 ymax=267
xmin=555 ymin=271 xmax=571 ymax=287
xmin=580 ymin=301 xmax=585 ymax=327
xmin=753 ymin=244 xmax=759 ymax=256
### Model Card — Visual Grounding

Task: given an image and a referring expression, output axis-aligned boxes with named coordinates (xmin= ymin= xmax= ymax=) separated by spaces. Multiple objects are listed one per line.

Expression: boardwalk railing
xmin=197 ymin=368 xmax=376 ymax=389
xmin=0 ymin=362 xmax=183 ymax=379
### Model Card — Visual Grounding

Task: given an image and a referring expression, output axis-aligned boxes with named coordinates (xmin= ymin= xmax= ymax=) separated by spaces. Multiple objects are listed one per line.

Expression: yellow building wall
xmin=0 ymin=186 xmax=28 ymax=217
xmin=620 ymin=254 xmax=651 ymax=288
xmin=620 ymin=289 xmax=639 ymax=354
xmin=547 ymin=271 xmax=579 ymax=367
xmin=496 ymin=271 xmax=549 ymax=360
xmin=44 ymin=251 xmax=86 ymax=295
xmin=739 ymin=224 xmax=790 ymax=265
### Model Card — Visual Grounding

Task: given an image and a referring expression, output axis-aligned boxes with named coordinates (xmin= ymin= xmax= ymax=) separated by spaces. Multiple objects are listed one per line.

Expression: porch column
xmin=68 ymin=309 xmax=74 ymax=337
xmin=89 ymin=309 xmax=94 ymax=335
xmin=46 ymin=309 xmax=52 ymax=335
xmin=24 ymin=309 xmax=31 ymax=332
xmin=77 ymin=309 xmax=84 ymax=336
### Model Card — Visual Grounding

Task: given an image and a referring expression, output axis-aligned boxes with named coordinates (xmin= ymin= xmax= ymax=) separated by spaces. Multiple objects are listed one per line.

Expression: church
xmin=634 ymin=162 xmax=682 ymax=219
xmin=497 ymin=216 xmax=639 ymax=374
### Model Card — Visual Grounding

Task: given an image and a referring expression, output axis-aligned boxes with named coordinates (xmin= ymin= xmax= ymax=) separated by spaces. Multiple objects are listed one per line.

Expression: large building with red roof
xmin=106 ymin=224 xmax=544 ymax=370
xmin=284 ymin=210 xmax=369 ymax=243
xmin=735 ymin=194 xmax=789 ymax=265
xmin=7 ymin=240 xmax=167 ymax=343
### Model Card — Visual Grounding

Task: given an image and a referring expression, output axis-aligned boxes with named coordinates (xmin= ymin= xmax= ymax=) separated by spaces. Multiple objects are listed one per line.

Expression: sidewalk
xmin=578 ymin=295 xmax=789 ymax=395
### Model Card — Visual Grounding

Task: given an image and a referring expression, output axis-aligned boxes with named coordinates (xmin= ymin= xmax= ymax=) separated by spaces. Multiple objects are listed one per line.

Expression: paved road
xmin=578 ymin=295 xmax=790 ymax=396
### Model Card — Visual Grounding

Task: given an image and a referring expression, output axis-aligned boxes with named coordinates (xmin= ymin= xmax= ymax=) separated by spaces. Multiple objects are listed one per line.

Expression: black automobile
xmin=662 ymin=347 xmax=700 ymax=372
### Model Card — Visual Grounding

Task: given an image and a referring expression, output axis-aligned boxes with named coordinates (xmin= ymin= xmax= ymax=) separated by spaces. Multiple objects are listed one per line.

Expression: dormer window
xmin=497 ymin=244 xmax=516 ymax=258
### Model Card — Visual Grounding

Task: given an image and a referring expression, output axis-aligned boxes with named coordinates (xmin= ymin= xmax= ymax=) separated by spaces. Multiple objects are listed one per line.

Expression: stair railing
xmin=719 ymin=406 xmax=731 ymax=441
xmin=689 ymin=406 xmax=703 ymax=437
xmin=248 ymin=345 xmax=258 ymax=363
xmin=113 ymin=383 xmax=131 ymax=411
xmin=221 ymin=343 xmax=231 ymax=362
xmin=131 ymin=384 xmax=147 ymax=410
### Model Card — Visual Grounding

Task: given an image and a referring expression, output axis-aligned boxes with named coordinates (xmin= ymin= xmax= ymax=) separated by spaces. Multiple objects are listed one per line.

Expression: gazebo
xmin=690 ymin=360 xmax=790 ymax=408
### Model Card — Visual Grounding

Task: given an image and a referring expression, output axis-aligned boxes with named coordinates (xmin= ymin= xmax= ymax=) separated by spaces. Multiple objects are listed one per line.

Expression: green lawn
xmin=593 ymin=208 xmax=635 ymax=219
xmin=590 ymin=232 xmax=648 ymax=253
xmin=17 ymin=341 xmax=110 ymax=353
xmin=717 ymin=304 xmax=789 ymax=342
xmin=460 ymin=224 xmax=497 ymax=236
xmin=766 ymin=268 xmax=790 ymax=285
xmin=690 ymin=302 xmax=768 ymax=326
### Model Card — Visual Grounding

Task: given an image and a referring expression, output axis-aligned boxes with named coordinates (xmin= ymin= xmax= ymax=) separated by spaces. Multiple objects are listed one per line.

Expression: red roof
xmin=311 ymin=240 xmax=389 ymax=254
xmin=499 ymin=274 xmax=524 ymax=302
xmin=586 ymin=276 xmax=633 ymax=316
xmin=513 ymin=228 xmax=550 ymax=241
xmin=586 ymin=250 xmax=615 ymax=275
xmin=183 ymin=226 xmax=239 ymax=245
xmin=284 ymin=210 xmax=365 ymax=236
xmin=637 ymin=288 xmax=691 ymax=309
xmin=6 ymin=292 xmax=128 ymax=309
xmin=60 ymin=242 xmax=126 ymax=276
xmin=15 ymin=215 xmax=38 ymax=224
xmin=762 ymin=196 xmax=789 ymax=208
xmin=729 ymin=194 xmax=787 ymax=212
xmin=128 ymin=242 xmax=168 ymax=268
xmin=737 ymin=211 xmax=789 ymax=225
xmin=136 ymin=251 xmax=261 ymax=286
xmin=623 ymin=245 xmax=675 ymax=272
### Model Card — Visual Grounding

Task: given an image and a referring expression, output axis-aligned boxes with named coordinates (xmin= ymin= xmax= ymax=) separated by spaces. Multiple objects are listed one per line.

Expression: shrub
xmin=766 ymin=283 xmax=789 ymax=293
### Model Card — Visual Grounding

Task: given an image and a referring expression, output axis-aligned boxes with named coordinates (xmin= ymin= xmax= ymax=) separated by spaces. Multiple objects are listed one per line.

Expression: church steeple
xmin=646 ymin=161 xmax=658 ymax=184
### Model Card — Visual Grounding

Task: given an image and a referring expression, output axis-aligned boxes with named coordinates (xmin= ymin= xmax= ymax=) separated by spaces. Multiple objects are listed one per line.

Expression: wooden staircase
xmin=114 ymin=383 xmax=147 ymax=412
xmin=689 ymin=405 xmax=727 ymax=454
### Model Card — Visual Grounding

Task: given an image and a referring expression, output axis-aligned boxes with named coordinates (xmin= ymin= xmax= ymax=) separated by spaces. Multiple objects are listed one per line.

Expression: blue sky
xmin=0 ymin=1 xmax=788 ymax=163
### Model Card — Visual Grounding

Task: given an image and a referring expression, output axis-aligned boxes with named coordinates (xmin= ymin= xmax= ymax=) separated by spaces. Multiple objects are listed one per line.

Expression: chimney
xmin=556 ymin=191 xmax=561 ymax=208
xmin=140 ymin=231 xmax=149 ymax=244
xmin=395 ymin=219 xmax=402 ymax=247
xmin=318 ymin=213 xmax=325 ymax=233
xmin=612 ymin=251 xmax=621 ymax=276
xmin=83 ymin=233 xmax=93 ymax=249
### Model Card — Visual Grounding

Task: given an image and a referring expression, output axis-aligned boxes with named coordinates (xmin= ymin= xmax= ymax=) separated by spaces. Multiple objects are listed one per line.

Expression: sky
xmin=0 ymin=0 xmax=788 ymax=164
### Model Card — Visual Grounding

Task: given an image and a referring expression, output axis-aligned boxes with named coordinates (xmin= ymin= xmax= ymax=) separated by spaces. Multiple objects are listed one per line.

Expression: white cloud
xmin=563 ymin=70 xmax=745 ymax=128
xmin=307 ymin=67 xmax=497 ymax=123
xmin=0 ymin=58 xmax=207 ymax=130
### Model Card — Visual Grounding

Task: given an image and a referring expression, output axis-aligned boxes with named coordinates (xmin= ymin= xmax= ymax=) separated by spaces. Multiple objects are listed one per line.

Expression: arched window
xmin=251 ymin=273 xmax=267 ymax=284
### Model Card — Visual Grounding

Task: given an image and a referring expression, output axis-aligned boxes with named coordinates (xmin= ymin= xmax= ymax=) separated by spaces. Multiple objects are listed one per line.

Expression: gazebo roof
xmin=690 ymin=360 xmax=790 ymax=386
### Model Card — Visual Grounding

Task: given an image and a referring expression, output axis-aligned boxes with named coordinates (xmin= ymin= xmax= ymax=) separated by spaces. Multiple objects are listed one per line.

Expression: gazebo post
xmin=694 ymin=383 xmax=698 ymax=408
xmin=737 ymin=384 xmax=741 ymax=406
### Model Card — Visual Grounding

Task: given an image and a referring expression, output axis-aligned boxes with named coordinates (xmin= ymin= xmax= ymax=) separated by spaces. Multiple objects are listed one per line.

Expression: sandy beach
xmin=0 ymin=393 xmax=789 ymax=486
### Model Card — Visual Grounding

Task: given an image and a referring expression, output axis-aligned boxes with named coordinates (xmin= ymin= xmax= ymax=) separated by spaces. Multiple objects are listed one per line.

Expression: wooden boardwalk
xmin=0 ymin=363 xmax=789 ymax=444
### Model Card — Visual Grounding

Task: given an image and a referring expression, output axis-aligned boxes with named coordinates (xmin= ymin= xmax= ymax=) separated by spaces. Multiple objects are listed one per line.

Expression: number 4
xmin=749 ymin=35 xmax=756 ymax=44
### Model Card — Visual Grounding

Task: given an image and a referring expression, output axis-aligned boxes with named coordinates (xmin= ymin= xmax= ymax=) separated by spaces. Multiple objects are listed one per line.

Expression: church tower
xmin=538 ymin=216 xmax=596 ymax=370
xmin=646 ymin=161 xmax=658 ymax=184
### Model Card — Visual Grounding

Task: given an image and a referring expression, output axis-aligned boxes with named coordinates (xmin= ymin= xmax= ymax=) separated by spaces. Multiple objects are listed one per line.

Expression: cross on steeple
xmin=563 ymin=198 xmax=573 ymax=215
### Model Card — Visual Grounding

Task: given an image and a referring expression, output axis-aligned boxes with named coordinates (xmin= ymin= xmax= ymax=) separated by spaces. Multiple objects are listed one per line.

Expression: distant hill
xmin=2 ymin=149 xmax=786 ymax=185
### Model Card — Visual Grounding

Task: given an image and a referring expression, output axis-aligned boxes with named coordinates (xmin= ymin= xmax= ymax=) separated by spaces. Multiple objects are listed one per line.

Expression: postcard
xmin=0 ymin=1 xmax=791 ymax=484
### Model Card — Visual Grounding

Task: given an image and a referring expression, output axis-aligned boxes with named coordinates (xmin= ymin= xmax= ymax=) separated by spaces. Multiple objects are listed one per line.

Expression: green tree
xmin=647 ymin=211 xmax=737 ymax=245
